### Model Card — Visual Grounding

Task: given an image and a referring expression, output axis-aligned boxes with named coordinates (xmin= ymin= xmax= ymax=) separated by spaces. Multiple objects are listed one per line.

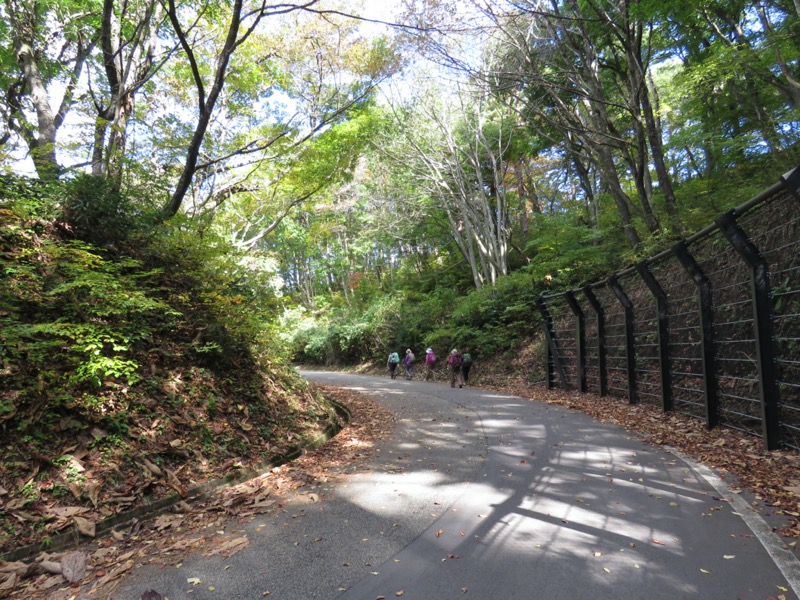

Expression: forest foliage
xmin=0 ymin=0 xmax=799 ymax=469
xmin=0 ymin=0 xmax=800 ymax=363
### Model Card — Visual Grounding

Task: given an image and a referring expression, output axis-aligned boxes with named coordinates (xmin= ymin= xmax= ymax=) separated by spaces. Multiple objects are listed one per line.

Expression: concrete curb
xmin=674 ymin=448 xmax=800 ymax=596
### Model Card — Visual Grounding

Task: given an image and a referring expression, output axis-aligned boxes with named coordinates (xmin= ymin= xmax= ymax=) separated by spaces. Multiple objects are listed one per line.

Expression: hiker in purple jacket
xmin=403 ymin=349 xmax=415 ymax=380
xmin=424 ymin=348 xmax=437 ymax=381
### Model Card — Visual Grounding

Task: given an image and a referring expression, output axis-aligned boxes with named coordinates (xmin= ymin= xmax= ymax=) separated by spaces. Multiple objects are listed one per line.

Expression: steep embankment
xmin=0 ymin=195 xmax=343 ymax=559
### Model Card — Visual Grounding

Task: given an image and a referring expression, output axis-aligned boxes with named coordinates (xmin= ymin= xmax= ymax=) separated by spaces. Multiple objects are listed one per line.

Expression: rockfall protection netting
xmin=540 ymin=168 xmax=800 ymax=450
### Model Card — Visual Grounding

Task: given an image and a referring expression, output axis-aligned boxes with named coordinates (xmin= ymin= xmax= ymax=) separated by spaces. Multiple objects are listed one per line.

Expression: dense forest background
xmin=3 ymin=0 xmax=799 ymax=368
xmin=1 ymin=0 xmax=799 ymax=561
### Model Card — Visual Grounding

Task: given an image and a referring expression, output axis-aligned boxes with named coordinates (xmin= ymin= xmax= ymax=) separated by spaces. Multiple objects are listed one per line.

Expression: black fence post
xmin=608 ymin=276 xmax=638 ymax=405
xmin=781 ymin=166 xmax=800 ymax=200
xmin=673 ymin=241 xmax=719 ymax=430
xmin=538 ymin=296 xmax=571 ymax=390
xmin=636 ymin=262 xmax=674 ymax=412
xmin=716 ymin=211 xmax=781 ymax=450
xmin=583 ymin=286 xmax=608 ymax=397
xmin=565 ymin=291 xmax=587 ymax=392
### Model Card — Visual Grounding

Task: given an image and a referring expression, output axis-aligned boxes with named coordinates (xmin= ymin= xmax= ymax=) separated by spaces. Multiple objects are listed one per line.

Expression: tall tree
xmin=382 ymin=79 xmax=517 ymax=289
xmin=2 ymin=0 xmax=95 ymax=179
xmin=92 ymin=0 xmax=169 ymax=181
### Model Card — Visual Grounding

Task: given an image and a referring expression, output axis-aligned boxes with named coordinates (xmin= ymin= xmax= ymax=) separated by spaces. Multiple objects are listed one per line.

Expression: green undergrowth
xmin=0 ymin=176 xmax=340 ymax=554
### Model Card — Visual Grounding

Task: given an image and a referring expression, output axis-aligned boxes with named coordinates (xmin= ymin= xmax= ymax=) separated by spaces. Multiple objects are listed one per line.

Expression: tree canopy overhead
xmin=1 ymin=0 xmax=405 ymax=214
xmin=1 ymin=0 xmax=799 ymax=360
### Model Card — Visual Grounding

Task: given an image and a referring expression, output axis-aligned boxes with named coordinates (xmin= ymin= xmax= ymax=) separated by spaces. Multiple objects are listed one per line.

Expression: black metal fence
xmin=539 ymin=167 xmax=800 ymax=451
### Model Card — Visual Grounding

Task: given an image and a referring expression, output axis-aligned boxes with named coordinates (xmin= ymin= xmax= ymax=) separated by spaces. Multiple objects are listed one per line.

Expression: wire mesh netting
xmin=650 ymin=257 xmax=704 ymax=418
xmin=736 ymin=188 xmax=800 ymax=448
xmin=540 ymin=170 xmax=800 ymax=450
xmin=541 ymin=295 xmax=577 ymax=389
xmin=692 ymin=229 xmax=762 ymax=436
xmin=595 ymin=284 xmax=629 ymax=400
xmin=578 ymin=291 xmax=602 ymax=395
xmin=622 ymin=270 xmax=661 ymax=408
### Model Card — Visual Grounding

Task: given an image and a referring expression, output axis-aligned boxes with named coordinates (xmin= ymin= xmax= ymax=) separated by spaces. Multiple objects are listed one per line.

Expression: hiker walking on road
xmin=404 ymin=349 xmax=416 ymax=380
xmin=462 ymin=351 xmax=473 ymax=385
xmin=448 ymin=349 xmax=464 ymax=388
xmin=387 ymin=351 xmax=400 ymax=379
xmin=424 ymin=348 xmax=437 ymax=381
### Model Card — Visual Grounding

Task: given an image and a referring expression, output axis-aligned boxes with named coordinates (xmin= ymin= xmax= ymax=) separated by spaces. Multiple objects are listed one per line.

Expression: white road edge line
xmin=676 ymin=449 xmax=800 ymax=595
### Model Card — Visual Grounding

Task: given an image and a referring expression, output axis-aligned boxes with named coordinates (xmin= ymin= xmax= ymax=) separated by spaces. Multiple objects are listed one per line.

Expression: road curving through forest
xmin=110 ymin=371 xmax=800 ymax=600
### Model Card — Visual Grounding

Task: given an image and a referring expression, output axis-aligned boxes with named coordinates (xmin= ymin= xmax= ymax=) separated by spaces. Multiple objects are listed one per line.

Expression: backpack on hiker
xmin=450 ymin=352 xmax=462 ymax=368
xmin=425 ymin=350 xmax=436 ymax=365
xmin=388 ymin=352 xmax=400 ymax=365
xmin=462 ymin=353 xmax=472 ymax=366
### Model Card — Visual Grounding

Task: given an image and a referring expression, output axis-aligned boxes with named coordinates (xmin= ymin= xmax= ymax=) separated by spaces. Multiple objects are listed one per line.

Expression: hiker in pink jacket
xmin=447 ymin=349 xmax=464 ymax=388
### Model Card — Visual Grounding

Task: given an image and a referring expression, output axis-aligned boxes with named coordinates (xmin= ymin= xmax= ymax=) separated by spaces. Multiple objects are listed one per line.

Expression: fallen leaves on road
xmin=60 ymin=551 xmax=88 ymax=584
xmin=486 ymin=379 xmax=800 ymax=541
xmin=2 ymin=385 xmax=396 ymax=599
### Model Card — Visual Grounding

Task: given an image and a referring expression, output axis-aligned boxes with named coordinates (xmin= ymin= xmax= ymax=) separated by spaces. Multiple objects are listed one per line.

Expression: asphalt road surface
xmin=111 ymin=371 xmax=800 ymax=600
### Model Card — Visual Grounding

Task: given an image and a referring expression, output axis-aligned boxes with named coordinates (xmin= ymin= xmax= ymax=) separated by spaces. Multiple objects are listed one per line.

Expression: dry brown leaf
xmin=46 ymin=506 xmax=87 ymax=519
xmin=110 ymin=529 xmax=126 ymax=542
xmin=141 ymin=459 xmax=163 ymax=478
xmin=39 ymin=560 xmax=62 ymax=575
xmin=0 ymin=562 xmax=28 ymax=577
xmin=74 ymin=516 xmax=96 ymax=537
xmin=86 ymin=481 xmax=103 ymax=507
xmin=0 ymin=573 xmax=17 ymax=595
xmin=202 ymin=535 xmax=249 ymax=558
xmin=165 ymin=468 xmax=186 ymax=496
xmin=60 ymin=550 xmax=89 ymax=583
xmin=153 ymin=514 xmax=184 ymax=531
xmin=92 ymin=560 xmax=133 ymax=588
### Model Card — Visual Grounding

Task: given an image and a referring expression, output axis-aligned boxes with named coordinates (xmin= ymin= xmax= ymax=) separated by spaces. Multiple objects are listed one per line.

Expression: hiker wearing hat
xmin=424 ymin=348 xmax=437 ymax=381
xmin=447 ymin=349 xmax=464 ymax=388
xmin=403 ymin=349 xmax=416 ymax=380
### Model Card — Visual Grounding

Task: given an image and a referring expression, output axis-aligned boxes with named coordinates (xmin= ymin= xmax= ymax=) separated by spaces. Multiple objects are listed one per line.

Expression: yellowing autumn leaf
xmin=188 ymin=578 xmax=201 ymax=585
xmin=700 ymin=568 xmax=710 ymax=574
xmin=603 ymin=567 xmax=611 ymax=573
xmin=723 ymin=555 xmax=735 ymax=559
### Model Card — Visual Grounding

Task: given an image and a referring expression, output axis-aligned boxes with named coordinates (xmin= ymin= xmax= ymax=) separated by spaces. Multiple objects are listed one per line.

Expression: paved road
xmin=111 ymin=372 xmax=800 ymax=599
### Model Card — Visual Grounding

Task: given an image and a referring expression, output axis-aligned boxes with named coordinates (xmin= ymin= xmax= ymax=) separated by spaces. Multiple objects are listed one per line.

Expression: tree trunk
xmin=164 ymin=0 xmax=244 ymax=216
xmin=9 ymin=2 xmax=59 ymax=179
